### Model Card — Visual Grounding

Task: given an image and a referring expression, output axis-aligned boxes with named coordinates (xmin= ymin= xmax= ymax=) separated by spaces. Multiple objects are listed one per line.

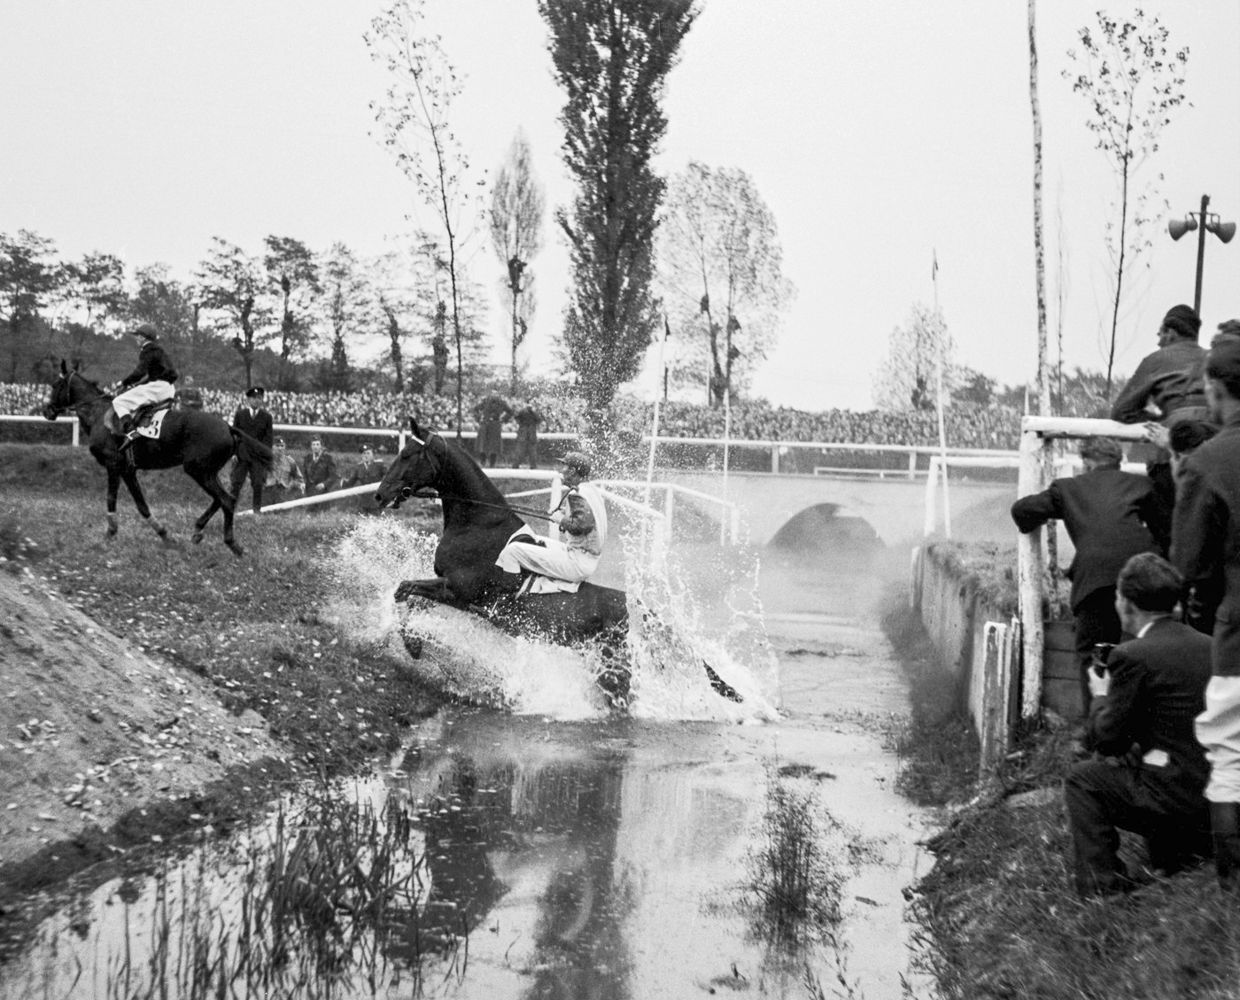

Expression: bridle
xmin=392 ymin=431 xmax=558 ymax=523
xmin=45 ymin=369 xmax=109 ymax=419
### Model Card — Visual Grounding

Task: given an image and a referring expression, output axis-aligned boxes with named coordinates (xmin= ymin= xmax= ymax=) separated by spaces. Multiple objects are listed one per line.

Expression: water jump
xmin=374 ymin=417 xmax=741 ymax=707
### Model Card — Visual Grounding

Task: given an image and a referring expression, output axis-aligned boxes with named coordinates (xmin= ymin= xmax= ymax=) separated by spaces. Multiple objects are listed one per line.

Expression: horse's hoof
xmin=401 ymin=632 xmax=424 ymax=660
xmin=394 ymin=580 xmax=416 ymax=603
xmin=191 ymin=532 xmax=204 ymax=545
xmin=227 ymin=541 xmax=244 ymax=558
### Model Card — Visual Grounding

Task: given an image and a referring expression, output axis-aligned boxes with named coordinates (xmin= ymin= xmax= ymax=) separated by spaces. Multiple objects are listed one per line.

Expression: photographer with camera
xmin=1063 ymin=553 xmax=1213 ymax=897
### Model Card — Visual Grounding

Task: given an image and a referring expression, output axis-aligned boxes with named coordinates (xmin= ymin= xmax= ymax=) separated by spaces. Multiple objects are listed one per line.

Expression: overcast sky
xmin=4 ymin=1 xmax=1239 ymax=410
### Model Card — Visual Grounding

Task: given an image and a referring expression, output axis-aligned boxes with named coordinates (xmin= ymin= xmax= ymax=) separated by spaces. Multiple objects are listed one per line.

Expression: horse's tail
xmin=230 ymin=428 xmax=274 ymax=464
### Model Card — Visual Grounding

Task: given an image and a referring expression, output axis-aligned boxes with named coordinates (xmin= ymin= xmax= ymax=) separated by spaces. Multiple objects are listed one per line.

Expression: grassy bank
xmin=0 ymin=444 xmax=444 ymax=775
xmin=882 ymin=582 xmax=1240 ymax=999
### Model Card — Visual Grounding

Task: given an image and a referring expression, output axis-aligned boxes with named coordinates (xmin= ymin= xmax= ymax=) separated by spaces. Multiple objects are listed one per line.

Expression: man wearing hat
xmin=107 ymin=322 xmax=179 ymax=449
xmin=304 ymin=434 xmax=339 ymax=495
xmin=230 ymin=386 xmax=274 ymax=514
xmin=342 ymin=443 xmax=389 ymax=512
xmin=495 ymin=450 xmax=608 ymax=590
xmin=1171 ymin=337 xmax=1240 ymax=890
xmin=1012 ymin=436 xmax=1165 ymax=720
xmin=1112 ymin=304 xmax=1210 ymax=517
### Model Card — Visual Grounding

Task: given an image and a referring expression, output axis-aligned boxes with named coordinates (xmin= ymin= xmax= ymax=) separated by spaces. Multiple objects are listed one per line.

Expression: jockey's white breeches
xmin=113 ymin=381 xmax=175 ymax=419
xmin=495 ymin=534 xmax=599 ymax=586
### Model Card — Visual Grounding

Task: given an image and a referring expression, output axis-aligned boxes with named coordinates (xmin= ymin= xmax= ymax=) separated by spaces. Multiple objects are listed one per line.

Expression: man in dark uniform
xmin=473 ymin=394 xmax=512 ymax=467
xmin=1171 ymin=338 xmax=1240 ymax=891
xmin=1012 ymin=437 xmax=1165 ymax=717
xmin=1063 ymin=553 xmax=1212 ymax=896
xmin=230 ymin=386 xmax=274 ymax=514
xmin=341 ymin=443 xmax=389 ymax=513
xmin=1111 ymin=303 xmax=1208 ymax=518
xmin=304 ymin=435 xmax=339 ymax=495
xmin=108 ymin=323 xmax=179 ymax=449
xmin=175 ymin=375 xmax=204 ymax=410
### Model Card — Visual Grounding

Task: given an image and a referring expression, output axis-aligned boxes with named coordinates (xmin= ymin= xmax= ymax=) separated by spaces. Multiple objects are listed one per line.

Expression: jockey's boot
xmin=118 ymin=415 xmax=139 ymax=453
xmin=1212 ymin=801 xmax=1240 ymax=892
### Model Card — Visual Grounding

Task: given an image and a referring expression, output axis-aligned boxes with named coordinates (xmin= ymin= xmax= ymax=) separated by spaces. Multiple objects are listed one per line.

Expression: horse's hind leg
xmin=188 ymin=467 xmax=241 ymax=556
xmin=104 ymin=467 xmax=121 ymax=537
xmin=120 ymin=466 xmax=170 ymax=542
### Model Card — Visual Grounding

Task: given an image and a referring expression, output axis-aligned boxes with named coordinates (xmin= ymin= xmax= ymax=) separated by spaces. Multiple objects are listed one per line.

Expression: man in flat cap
xmin=304 ymin=434 xmax=339 ymax=496
xmin=1171 ymin=337 xmax=1240 ymax=890
xmin=1012 ymin=437 xmax=1166 ymax=720
xmin=1112 ymin=304 xmax=1209 ymax=518
xmin=495 ymin=450 xmax=608 ymax=591
xmin=107 ymin=322 xmax=179 ymax=450
xmin=230 ymin=386 xmax=274 ymax=513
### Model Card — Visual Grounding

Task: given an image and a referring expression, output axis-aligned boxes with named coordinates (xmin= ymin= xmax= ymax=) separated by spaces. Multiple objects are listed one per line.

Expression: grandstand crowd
xmin=2 ymin=382 xmax=1022 ymax=451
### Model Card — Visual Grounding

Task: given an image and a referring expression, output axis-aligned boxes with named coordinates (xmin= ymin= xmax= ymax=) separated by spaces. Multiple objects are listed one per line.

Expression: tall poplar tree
xmin=539 ymin=0 xmax=698 ymax=437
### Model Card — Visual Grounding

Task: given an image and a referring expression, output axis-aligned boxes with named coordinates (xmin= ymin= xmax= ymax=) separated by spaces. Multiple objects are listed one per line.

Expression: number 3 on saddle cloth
xmin=127 ymin=400 xmax=175 ymax=442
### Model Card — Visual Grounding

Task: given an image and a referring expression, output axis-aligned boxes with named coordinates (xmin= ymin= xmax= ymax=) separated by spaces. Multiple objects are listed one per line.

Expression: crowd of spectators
xmin=1 ymin=381 xmax=1023 ymax=450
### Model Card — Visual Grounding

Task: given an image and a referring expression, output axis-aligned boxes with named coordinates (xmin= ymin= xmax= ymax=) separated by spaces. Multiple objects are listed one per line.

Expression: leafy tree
xmin=63 ymin=252 xmax=126 ymax=330
xmin=194 ymin=237 xmax=270 ymax=389
xmin=0 ymin=229 xmax=63 ymax=381
xmin=317 ymin=243 xmax=372 ymax=393
xmin=369 ymin=249 xmax=419 ymax=393
xmin=539 ymin=0 xmax=698 ymax=436
xmin=367 ymin=0 xmax=485 ymax=437
xmin=1064 ymin=10 xmax=1189 ymax=396
xmin=263 ymin=235 xmax=321 ymax=389
xmin=124 ymin=264 xmax=205 ymax=372
xmin=489 ymin=129 xmax=545 ymax=392
xmin=658 ymin=161 xmax=793 ymax=406
xmin=872 ymin=304 xmax=956 ymax=412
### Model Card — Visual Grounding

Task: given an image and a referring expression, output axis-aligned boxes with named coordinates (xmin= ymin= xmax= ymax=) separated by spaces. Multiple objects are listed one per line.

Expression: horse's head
xmin=375 ymin=417 xmax=444 ymax=509
xmin=43 ymin=360 xmax=81 ymax=420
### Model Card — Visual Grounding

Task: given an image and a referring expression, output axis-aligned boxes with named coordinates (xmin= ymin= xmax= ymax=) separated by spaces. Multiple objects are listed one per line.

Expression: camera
xmin=1091 ymin=642 xmax=1116 ymax=677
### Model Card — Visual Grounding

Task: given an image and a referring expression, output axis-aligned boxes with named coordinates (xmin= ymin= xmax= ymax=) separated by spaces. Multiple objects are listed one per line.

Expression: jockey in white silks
xmin=107 ymin=323 xmax=179 ymax=448
xmin=495 ymin=450 xmax=607 ymax=592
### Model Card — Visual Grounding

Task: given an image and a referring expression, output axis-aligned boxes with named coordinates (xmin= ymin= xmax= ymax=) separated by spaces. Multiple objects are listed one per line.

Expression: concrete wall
xmin=912 ymin=544 xmax=1019 ymax=767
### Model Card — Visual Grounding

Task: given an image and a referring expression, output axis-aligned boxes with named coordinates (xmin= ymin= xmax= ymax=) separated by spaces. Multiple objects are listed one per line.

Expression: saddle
xmin=129 ymin=399 xmax=175 ymax=440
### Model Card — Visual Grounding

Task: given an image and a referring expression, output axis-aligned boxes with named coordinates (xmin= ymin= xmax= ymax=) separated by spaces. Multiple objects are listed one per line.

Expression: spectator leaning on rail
xmin=107 ymin=323 xmax=179 ymax=451
xmin=1170 ymin=336 xmax=1240 ymax=891
xmin=1011 ymin=437 xmax=1166 ymax=723
xmin=1063 ymin=553 xmax=1213 ymax=897
xmin=495 ymin=450 xmax=607 ymax=592
xmin=1111 ymin=303 xmax=1207 ymax=519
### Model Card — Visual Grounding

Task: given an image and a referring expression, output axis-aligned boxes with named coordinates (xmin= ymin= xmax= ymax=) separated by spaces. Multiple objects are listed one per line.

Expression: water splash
xmin=324 ymin=516 xmax=780 ymax=722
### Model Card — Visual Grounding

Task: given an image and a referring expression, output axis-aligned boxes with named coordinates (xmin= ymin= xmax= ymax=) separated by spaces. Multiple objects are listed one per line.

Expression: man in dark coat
xmin=341 ymin=443 xmax=389 ymax=513
xmin=1063 ymin=553 xmax=1212 ymax=896
xmin=1011 ymin=437 xmax=1165 ymax=716
xmin=174 ymin=375 xmax=204 ymax=411
xmin=304 ymin=435 xmax=339 ymax=495
xmin=230 ymin=386 xmax=274 ymax=514
xmin=511 ymin=401 xmax=542 ymax=469
xmin=473 ymin=394 xmax=512 ymax=467
xmin=1111 ymin=303 xmax=1208 ymax=519
xmin=1171 ymin=336 xmax=1240 ymax=890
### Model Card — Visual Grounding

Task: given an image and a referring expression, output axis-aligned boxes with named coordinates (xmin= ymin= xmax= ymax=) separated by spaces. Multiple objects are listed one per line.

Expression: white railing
xmin=1016 ymin=416 xmax=1148 ymax=721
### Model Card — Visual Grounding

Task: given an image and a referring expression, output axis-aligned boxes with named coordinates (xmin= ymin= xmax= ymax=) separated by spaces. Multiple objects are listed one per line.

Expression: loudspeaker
xmin=1208 ymin=220 xmax=1237 ymax=244
xmin=1168 ymin=217 xmax=1198 ymax=241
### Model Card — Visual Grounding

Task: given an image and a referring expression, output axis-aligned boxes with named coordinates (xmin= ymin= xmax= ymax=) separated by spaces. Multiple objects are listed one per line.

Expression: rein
xmin=402 ymin=488 xmax=559 ymax=523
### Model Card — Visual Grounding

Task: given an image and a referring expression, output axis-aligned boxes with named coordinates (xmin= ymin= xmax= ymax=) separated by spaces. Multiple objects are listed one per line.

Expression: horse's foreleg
xmin=105 ymin=468 xmax=121 ymax=537
xmin=395 ymin=577 xmax=457 ymax=604
xmin=119 ymin=466 xmax=168 ymax=541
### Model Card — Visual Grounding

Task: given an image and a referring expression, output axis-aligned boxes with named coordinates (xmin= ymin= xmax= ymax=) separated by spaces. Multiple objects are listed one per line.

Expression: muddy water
xmin=1 ymin=537 xmax=934 ymax=1000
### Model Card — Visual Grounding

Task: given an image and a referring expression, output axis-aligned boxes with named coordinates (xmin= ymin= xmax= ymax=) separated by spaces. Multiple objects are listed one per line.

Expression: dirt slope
xmin=0 ymin=568 xmax=283 ymax=867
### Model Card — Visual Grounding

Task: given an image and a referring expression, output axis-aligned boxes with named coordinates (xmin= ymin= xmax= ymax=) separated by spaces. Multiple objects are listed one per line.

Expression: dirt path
xmin=0 ymin=568 xmax=284 ymax=869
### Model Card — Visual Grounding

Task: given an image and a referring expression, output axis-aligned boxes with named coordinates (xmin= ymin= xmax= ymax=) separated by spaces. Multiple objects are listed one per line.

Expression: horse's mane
xmin=438 ymin=435 xmax=510 ymax=506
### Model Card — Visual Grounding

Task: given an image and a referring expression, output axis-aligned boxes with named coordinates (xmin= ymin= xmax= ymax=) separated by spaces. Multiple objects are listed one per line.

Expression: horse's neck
xmin=440 ymin=449 xmax=516 ymax=532
xmin=74 ymin=392 xmax=108 ymax=430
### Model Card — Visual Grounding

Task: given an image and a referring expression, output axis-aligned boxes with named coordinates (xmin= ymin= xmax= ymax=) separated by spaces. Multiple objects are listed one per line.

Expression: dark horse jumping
xmin=43 ymin=361 xmax=268 ymax=555
xmin=374 ymin=417 xmax=740 ymax=705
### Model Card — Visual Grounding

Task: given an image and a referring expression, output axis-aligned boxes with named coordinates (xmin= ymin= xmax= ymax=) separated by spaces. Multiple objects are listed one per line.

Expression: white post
xmin=71 ymin=419 xmax=79 ymax=447
xmin=1017 ymin=423 xmax=1049 ymax=720
xmin=923 ymin=455 xmax=940 ymax=536
xmin=907 ymin=449 xmax=916 ymax=480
